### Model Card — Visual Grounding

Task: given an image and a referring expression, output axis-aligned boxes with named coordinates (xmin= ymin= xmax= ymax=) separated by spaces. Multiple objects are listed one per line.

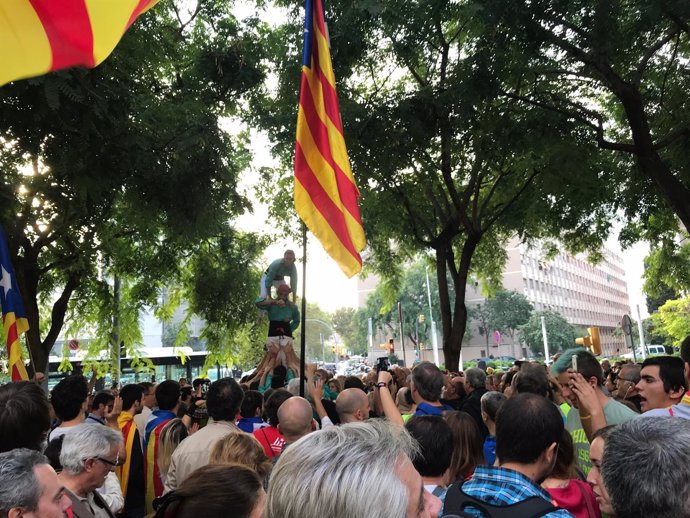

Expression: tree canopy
xmin=519 ymin=310 xmax=583 ymax=356
xmin=251 ymin=0 xmax=618 ymax=370
xmin=0 ymin=1 xmax=266 ymax=374
xmin=650 ymin=296 xmax=690 ymax=347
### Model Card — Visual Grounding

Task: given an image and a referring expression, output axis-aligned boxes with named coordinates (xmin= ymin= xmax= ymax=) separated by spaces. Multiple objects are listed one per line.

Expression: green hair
xmin=551 ymin=348 xmax=588 ymax=375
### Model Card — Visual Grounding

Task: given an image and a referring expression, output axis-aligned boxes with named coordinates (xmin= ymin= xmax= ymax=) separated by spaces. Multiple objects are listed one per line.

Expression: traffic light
xmin=576 ymin=327 xmax=602 ymax=356
xmin=331 ymin=345 xmax=337 ymax=353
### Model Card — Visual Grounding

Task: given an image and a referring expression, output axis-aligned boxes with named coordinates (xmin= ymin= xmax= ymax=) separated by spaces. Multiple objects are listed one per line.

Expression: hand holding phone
xmin=571 ymin=355 xmax=578 ymax=373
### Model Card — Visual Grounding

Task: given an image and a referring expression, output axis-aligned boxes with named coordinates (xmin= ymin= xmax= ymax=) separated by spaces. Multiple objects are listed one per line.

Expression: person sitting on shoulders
xmin=256 ymin=284 xmax=300 ymax=368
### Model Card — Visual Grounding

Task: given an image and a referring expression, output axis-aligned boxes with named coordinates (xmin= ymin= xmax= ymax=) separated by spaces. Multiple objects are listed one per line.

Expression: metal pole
xmin=299 ymin=224 xmax=307 ymax=397
xmin=112 ymin=276 xmax=121 ymax=385
xmin=320 ymin=332 xmax=325 ymax=364
xmin=415 ymin=318 xmax=419 ymax=361
xmin=367 ymin=317 xmax=373 ymax=364
xmin=541 ymin=315 xmax=550 ymax=364
xmin=636 ymin=304 xmax=647 ymax=360
xmin=397 ymin=301 xmax=407 ymax=366
xmin=425 ymin=267 xmax=440 ymax=365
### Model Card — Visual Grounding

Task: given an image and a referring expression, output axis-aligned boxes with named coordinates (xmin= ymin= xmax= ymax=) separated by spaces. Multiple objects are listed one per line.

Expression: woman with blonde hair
xmin=209 ymin=432 xmax=272 ymax=481
xmin=158 ymin=418 xmax=189 ymax=484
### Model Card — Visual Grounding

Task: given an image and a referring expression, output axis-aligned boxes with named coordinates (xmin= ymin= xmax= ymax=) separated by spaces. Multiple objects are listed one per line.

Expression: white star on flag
xmin=0 ymin=264 xmax=13 ymax=299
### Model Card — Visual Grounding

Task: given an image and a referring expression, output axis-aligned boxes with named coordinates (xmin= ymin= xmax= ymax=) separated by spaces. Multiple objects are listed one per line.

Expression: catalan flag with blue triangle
xmin=0 ymin=226 xmax=30 ymax=381
xmin=294 ymin=0 xmax=366 ymax=277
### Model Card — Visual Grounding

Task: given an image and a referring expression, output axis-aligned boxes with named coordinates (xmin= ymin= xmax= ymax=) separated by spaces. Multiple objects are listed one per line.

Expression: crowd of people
xmin=1 ymin=335 xmax=690 ymax=518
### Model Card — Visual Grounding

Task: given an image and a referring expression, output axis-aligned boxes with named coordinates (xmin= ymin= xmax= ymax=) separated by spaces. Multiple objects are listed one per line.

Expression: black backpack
xmin=443 ymin=483 xmax=559 ymax=518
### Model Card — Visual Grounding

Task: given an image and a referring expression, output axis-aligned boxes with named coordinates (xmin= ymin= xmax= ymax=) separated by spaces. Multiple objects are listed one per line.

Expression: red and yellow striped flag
xmin=294 ymin=0 xmax=366 ymax=277
xmin=0 ymin=0 xmax=159 ymax=86
xmin=0 ymin=226 xmax=29 ymax=381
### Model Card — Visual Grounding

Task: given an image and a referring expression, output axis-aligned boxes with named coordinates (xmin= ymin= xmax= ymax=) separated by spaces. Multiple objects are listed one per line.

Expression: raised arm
xmin=376 ymin=370 xmax=404 ymax=427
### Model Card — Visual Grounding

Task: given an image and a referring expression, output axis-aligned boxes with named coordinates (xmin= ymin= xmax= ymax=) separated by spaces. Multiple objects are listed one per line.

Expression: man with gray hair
xmin=57 ymin=424 xmax=123 ymax=518
xmin=265 ymin=419 xmax=441 ymax=518
xmin=460 ymin=368 xmax=488 ymax=438
xmin=0 ymin=448 xmax=71 ymax=518
xmin=602 ymin=417 xmax=690 ymax=518
xmin=614 ymin=363 xmax=642 ymax=412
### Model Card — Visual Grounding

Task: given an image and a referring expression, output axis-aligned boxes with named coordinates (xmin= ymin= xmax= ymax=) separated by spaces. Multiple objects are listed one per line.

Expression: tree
xmin=650 ymin=297 xmax=690 ymax=347
xmin=0 ymin=2 xmax=266 ymax=374
xmin=478 ymin=0 xmax=690 ymax=247
xmin=298 ymin=302 xmax=335 ymax=362
xmin=519 ymin=310 xmax=581 ymax=356
xmin=331 ymin=307 xmax=360 ymax=354
xmin=646 ymin=281 xmax=679 ymax=314
xmin=252 ymin=1 xmax=614 ymax=370
xmin=643 ymin=237 xmax=690 ymax=301
xmin=486 ymin=290 xmax=533 ymax=356
xmin=642 ymin=317 xmax=669 ymax=346
xmin=472 ymin=302 xmax=494 ymax=351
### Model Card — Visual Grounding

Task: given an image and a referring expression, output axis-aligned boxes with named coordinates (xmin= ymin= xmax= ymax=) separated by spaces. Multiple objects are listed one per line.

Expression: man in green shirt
xmin=551 ymin=348 xmax=637 ymax=475
xmin=260 ymin=250 xmax=297 ymax=302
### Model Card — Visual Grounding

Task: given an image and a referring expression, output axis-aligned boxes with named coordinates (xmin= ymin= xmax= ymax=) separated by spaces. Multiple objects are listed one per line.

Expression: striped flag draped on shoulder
xmin=0 ymin=0 xmax=159 ymax=86
xmin=0 ymin=226 xmax=30 ymax=381
xmin=294 ymin=0 xmax=366 ymax=277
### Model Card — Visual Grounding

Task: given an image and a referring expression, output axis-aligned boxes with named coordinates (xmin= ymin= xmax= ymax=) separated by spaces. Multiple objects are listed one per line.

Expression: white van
xmin=645 ymin=345 xmax=668 ymax=355
xmin=621 ymin=345 xmax=668 ymax=359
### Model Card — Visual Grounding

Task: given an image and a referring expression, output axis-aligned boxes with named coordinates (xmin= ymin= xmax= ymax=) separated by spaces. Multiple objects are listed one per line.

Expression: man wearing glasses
xmin=58 ymin=425 xmax=123 ymax=518
xmin=614 ymin=364 xmax=642 ymax=413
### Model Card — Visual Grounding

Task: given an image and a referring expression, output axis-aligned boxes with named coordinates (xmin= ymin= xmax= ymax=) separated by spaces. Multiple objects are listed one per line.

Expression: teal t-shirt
xmin=566 ymin=398 xmax=637 ymax=474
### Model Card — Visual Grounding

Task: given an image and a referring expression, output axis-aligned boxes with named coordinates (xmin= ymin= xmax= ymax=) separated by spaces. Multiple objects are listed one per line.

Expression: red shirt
xmin=253 ymin=426 xmax=285 ymax=458
xmin=546 ymin=479 xmax=601 ymax=518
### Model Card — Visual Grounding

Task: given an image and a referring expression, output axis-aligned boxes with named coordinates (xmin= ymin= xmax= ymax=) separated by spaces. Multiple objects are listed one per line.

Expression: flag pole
xmin=299 ymin=222 xmax=307 ymax=397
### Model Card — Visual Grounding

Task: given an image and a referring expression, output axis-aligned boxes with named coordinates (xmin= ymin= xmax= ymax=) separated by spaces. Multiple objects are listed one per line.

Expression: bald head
xmin=336 ymin=388 xmax=370 ymax=423
xmin=277 ymin=396 xmax=314 ymax=443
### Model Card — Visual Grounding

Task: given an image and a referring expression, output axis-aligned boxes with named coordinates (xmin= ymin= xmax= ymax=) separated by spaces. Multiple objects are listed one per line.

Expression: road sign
xmin=621 ymin=314 xmax=632 ymax=336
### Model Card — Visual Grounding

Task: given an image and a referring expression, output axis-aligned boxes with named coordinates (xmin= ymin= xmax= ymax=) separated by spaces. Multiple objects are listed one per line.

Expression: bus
xmin=46 ymin=347 xmax=217 ymax=389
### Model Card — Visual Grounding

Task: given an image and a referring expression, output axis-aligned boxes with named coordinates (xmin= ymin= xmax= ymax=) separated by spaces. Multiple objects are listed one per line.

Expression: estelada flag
xmin=0 ymin=0 xmax=159 ymax=86
xmin=0 ymin=226 xmax=30 ymax=381
xmin=294 ymin=0 xmax=366 ymax=277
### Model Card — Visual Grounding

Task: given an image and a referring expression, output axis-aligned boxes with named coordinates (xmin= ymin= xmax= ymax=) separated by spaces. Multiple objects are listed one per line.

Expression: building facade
xmin=463 ymin=238 xmax=631 ymax=359
xmin=360 ymin=237 xmax=632 ymax=366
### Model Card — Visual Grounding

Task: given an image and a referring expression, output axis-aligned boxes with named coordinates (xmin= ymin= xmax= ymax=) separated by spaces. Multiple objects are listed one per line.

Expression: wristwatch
xmin=376 ymin=382 xmax=388 ymax=388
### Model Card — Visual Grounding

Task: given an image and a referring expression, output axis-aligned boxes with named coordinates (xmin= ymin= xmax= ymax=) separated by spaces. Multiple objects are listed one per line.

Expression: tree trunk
xmin=442 ymin=235 xmax=480 ymax=371
xmin=436 ymin=248 xmax=453 ymax=366
xmin=15 ymin=254 xmax=81 ymax=376
xmin=15 ymin=259 xmax=46 ymax=377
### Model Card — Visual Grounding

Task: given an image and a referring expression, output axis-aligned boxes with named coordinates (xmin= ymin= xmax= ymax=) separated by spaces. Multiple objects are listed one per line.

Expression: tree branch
xmin=394 ymin=186 xmax=434 ymax=247
xmin=478 ymin=169 xmax=509 ymax=218
xmin=633 ymin=26 xmax=679 ymax=86
xmin=482 ymin=169 xmax=540 ymax=231
xmin=653 ymin=127 xmax=690 ymax=151
xmin=659 ymin=32 xmax=681 ymax=107
xmin=501 ymin=90 xmax=637 ymax=153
